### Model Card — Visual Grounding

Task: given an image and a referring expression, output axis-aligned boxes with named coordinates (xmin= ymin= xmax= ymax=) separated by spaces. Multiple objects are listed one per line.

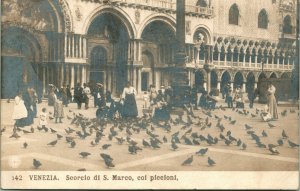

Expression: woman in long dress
xmin=121 ymin=82 xmax=138 ymax=118
xmin=12 ymin=92 xmax=28 ymax=128
xmin=266 ymin=83 xmax=278 ymax=120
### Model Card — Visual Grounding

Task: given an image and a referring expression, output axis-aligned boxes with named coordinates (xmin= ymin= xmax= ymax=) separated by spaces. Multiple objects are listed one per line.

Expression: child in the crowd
xmin=54 ymin=97 xmax=64 ymax=123
xmin=143 ymin=91 xmax=149 ymax=108
xmin=39 ymin=108 xmax=48 ymax=129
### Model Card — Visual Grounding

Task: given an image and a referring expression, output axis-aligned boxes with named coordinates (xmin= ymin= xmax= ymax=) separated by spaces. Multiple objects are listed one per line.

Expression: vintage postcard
xmin=0 ymin=0 xmax=299 ymax=189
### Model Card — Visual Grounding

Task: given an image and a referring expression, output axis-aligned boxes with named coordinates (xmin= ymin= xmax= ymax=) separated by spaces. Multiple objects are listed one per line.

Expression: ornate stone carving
xmin=75 ymin=6 xmax=83 ymax=21
xmin=186 ymin=20 xmax=191 ymax=35
xmin=135 ymin=9 xmax=140 ymax=24
xmin=58 ymin=0 xmax=73 ymax=32
xmin=2 ymin=0 xmax=51 ymax=31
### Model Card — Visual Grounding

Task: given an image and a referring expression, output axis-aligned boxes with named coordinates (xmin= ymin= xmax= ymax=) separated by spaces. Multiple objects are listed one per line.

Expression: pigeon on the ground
xmin=9 ymin=132 xmax=20 ymax=139
xmin=268 ymin=123 xmax=275 ymax=128
xmin=79 ymin=152 xmax=91 ymax=158
xmin=208 ymin=157 xmax=216 ymax=166
xmin=70 ymin=141 xmax=76 ymax=148
xmin=100 ymin=153 xmax=113 ymax=161
xmin=236 ymin=139 xmax=242 ymax=146
xmin=128 ymin=145 xmax=137 ymax=154
xmin=102 ymin=144 xmax=112 ymax=150
xmin=142 ymin=139 xmax=151 ymax=147
xmin=33 ymin=159 xmax=42 ymax=169
xmin=262 ymin=130 xmax=268 ymax=137
xmin=50 ymin=128 xmax=57 ymax=133
xmin=23 ymin=142 xmax=28 ymax=149
xmin=288 ymin=140 xmax=299 ymax=148
xmin=282 ymin=130 xmax=288 ymax=139
xmin=277 ymin=139 xmax=284 ymax=146
xmin=242 ymin=143 xmax=247 ymax=150
xmin=47 ymin=140 xmax=58 ymax=146
xmin=245 ymin=124 xmax=252 ymax=130
xmin=196 ymin=148 xmax=208 ymax=156
xmin=56 ymin=134 xmax=63 ymax=139
xmin=104 ymin=158 xmax=115 ymax=168
xmin=171 ymin=142 xmax=178 ymax=150
xmin=181 ymin=155 xmax=193 ymax=166
xmin=268 ymin=145 xmax=279 ymax=155
xmin=163 ymin=136 xmax=167 ymax=143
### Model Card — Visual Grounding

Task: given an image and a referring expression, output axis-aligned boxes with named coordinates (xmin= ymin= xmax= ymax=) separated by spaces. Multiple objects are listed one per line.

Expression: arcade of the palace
xmin=1 ymin=0 xmax=298 ymax=100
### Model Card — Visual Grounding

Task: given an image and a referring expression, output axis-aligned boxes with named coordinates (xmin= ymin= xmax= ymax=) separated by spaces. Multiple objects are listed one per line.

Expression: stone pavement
xmin=1 ymin=98 xmax=299 ymax=171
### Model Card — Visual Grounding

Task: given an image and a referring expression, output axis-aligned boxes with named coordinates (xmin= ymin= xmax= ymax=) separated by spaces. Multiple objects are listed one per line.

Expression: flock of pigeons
xmin=3 ymin=104 xmax=299 ymax=170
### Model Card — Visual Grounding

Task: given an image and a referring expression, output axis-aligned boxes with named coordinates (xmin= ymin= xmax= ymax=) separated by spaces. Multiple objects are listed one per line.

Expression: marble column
xmin=206 ymin=71 xmax=211 ymax=93
xmin=70 ymin=64 xmax=75 ymax=88
xmin=77 ymin=65 xmax=81 ymax=84
xmin=217 ymin=81 xmax=221 ymax=91
xmin=107 ymin=68 xmax=111 ymax=92
xmin=42 ymin=65 xmax=46 ymax=95
xmin=65 ymin=64 xmax=69 ymax=85
xmin=242 ymin=81 xmax=246 ymax=92
xmin=254 ymin=81 xmax=258 ymax=89
xmin=72 ymin=34 xmax=75 ymax=58
xmin=78 ymin=35 xmax=82 ymax=58
xmin=195 ymin=47 xmax=200 ymax=65
xmin=60 ymin=63 xmax=64 ymax=87
xmin=82 ymin=65 xmax=86 ymax=84
xmin=137 ymin=67 xmax=142 ymax=94
xmin=64 ymin=33 xmax=68 ymax=57
xmin=83 ymin=37 xmax=87 ymax=58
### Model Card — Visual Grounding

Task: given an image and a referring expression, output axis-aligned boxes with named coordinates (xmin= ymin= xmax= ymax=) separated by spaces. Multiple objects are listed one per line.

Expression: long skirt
xmin=122 ymin=94 xmax=138 ymax=117
xmin=268 ymin=94 xmax=278 ymax=119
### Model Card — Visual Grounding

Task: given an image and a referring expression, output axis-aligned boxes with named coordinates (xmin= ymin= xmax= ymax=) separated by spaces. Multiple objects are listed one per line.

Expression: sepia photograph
xmin=0 ymin=0 xmax=299 ymax=189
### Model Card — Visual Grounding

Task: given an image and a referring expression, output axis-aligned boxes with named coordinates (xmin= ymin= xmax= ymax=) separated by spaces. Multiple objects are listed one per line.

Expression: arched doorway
xmin=141 ymin=50 xmax=154 ymax=91
xmin=141 ymin=20 xmax=176 ymax=89
xmin=87 ymin=12 xmax=130 ymax=94
xmin=234 ymin=72 xmax=244 ymax=89
xmin=195 ymin=70 xmax=205 ymax=89
xmin=246 ymin=72 xmax=255 ymax=92
xmin=1 ymin=27 xmax=41 ymax=99
xmin=89 ymin=46 xmax=107 ymax=84
xmin=221 ymin=71 xmax=231 ymax=91
xmin=210 ymin=70 xmax=218 ymax=89
xmin=258 ymin=72 xmax=267 ymax=103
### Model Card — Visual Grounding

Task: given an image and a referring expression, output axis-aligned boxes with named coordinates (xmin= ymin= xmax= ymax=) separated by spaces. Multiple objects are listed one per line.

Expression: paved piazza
xmin=1 ymin=98 xmax=299 ymax=171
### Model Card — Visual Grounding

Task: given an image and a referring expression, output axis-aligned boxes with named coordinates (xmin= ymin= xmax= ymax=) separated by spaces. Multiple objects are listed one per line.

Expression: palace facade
xmin=1 ymin=0 xmax=298 ymax=100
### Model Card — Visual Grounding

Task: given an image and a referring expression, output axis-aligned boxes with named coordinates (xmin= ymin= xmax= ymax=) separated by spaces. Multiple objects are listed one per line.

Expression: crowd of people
xmin=11 ymin=80 xmax=279 ymax=131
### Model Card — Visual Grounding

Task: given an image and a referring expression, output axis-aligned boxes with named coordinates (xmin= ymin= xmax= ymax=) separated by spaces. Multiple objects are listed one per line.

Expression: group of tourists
xmin=12 ymin=79 xmax=279 ymax=130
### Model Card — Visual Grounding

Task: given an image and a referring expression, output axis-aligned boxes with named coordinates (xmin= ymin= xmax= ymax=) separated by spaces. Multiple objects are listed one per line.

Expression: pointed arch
xmin=258 ymin=9 xmax=268 ymax=29
xmin=229 ymin=4 xmax=239 ymax=25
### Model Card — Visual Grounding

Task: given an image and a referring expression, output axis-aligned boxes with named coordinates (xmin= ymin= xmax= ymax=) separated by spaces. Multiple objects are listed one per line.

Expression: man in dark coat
xmin=74 ymin=83 xmax=83 ymax=109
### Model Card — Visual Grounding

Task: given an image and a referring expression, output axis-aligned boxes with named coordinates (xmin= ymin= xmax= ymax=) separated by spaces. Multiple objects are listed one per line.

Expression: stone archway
xmin=141 ymin=50 xmax=155 ymax=91
xmin=141 ymin=20 xmax=176 ymax=89
xmin=195 ymin=70 xmax=205 ymax=88
xmin=246 ymin=72 xmax=256 ymax=92
xmin=234 ymin=72 xmax=244 ymax=89
xmin=221 ymin=70 xmax=231 ymax=92
xmin=89 ymin=46 xmax=107 ymax=84
xmin=1 ymin=27 xmax=42 ymax=98
xmin=87 ymin=12 xmax=131 ymax=95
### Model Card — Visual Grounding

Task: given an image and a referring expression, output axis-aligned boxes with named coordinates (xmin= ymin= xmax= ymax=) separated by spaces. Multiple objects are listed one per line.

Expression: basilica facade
xmin=1 ymin=0 xmax=298 ymax=100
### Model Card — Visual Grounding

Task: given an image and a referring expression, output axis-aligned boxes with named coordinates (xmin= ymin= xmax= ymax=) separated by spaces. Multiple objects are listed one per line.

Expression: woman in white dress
xmin=266 ymin=83 xmax=278 ymax=120
xmin=121 ymin=82 xmax=138 ymax=118
xmin=12 ymin=92 xmax=28 ymax=128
